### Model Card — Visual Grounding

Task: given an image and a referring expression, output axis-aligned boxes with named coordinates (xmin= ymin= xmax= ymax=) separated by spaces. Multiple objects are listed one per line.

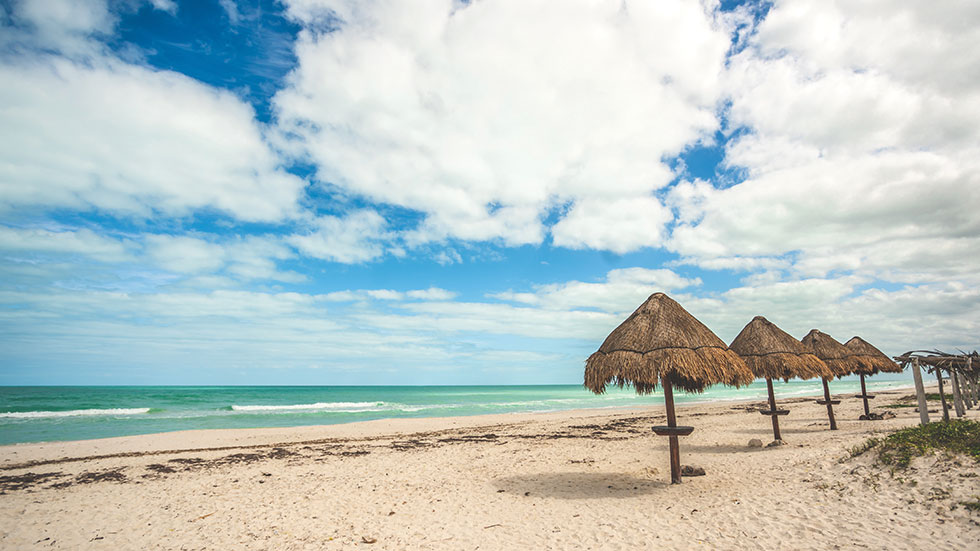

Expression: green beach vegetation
xmin=849 ymin=420 xmax=980 ymax=469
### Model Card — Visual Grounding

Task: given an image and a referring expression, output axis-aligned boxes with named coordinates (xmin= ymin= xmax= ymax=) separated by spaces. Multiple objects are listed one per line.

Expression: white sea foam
xmin=230 ymin=402 xmax=385 ymax=412
xmin=0 ymin=408 xmax=151 ymax=419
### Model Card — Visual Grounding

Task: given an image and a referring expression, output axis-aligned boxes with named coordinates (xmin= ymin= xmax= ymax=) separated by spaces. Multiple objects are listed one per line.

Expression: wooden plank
xmin=912 ymin=358 xmax=929 ymax=425
xmin=652 ymin=426 xmax=694 ymax=436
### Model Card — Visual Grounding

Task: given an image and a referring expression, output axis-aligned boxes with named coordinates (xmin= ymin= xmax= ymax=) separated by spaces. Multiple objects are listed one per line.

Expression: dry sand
xmin=1 ymin=385 xmax=978 ymax=550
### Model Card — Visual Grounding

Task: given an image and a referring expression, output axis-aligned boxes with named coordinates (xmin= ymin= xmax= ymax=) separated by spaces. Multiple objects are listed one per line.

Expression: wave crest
xmin=0 ymin=408 xmax=151 ymax=419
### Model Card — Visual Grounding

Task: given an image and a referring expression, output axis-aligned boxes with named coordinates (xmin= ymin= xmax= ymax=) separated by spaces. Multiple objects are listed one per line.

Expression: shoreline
xmin=1 ymin=382 xmax=976 ymax=550
xmin=0 ymin=380 xmax=919 ymax=454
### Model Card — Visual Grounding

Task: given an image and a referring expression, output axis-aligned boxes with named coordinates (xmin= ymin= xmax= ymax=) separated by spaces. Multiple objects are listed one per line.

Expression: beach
xmin=1 ymin=385 xmax=978 ymax=550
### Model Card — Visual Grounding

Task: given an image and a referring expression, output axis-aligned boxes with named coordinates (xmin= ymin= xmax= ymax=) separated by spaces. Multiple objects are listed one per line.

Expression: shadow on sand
xmin=493 ymin=471 xmax=668 ymax=499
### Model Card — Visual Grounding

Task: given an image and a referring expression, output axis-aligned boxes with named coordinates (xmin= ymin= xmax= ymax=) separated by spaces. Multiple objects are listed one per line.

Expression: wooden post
xmin=962 ymin=372 xmax=971 ymax=409
xmin=951 ymin=371 xmax=965 ymax=417
xmin=859 ymin=373 xmax=871 ymax=417
xmin=821 ymin=377 xmax=838 ymax=430
xmin=912 ymin=358 xmax=929 ymax=425
xmin=936 ymin=368 xmax=950 ymax=422
xmin=765 ymin=377 xmax=782 ymax=441
xmin=662 ymin=378 xmax=682 ymax=484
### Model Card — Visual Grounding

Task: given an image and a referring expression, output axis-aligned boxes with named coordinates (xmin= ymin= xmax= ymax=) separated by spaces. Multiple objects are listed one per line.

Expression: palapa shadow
xmin=494 ymin=472 xmax=668 ymax=499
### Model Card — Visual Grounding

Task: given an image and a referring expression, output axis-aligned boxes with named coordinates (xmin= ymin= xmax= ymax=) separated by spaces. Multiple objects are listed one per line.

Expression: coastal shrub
xmin=851 ymin=420 xmax=980 ymax=469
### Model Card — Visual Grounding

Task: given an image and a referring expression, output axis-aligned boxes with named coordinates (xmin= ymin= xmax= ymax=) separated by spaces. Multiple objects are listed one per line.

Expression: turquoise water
xmin=0 ymin=375 xmax=914 ymax=445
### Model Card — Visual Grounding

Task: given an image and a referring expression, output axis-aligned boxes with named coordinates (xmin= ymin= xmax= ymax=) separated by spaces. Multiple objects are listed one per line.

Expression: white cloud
xmin=0 ymin=226 xmax=131 ymax=262
xmin=0 ymin=23 xmax=305 ymax=222
xmin=287 ymin=210 xmax=389 ymax=263
xmin=275 ymin=0 xmax=733 ymax=251
xmin=405 ymin=287 xmax=457 ymax=301
xmin=551 ymin=196 xmax=673 ymax=253
xmin=669 ymin=0 xmax=980 ymax=286
xmin=321 ymin=287 xmax=457 ymax=302
xmin=490 ymin=267 xmax=701 ymax=313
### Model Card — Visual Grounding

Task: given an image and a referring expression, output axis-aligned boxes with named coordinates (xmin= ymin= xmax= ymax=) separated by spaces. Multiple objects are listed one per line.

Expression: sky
xmin=1 ymin=0 xmax=978 ymax=386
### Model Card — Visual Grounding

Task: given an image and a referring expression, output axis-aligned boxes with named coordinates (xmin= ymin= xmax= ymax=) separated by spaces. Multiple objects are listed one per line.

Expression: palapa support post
xmin=858 ymin=373 xmax=872 ymax=417
xmin=765 ymin=377 xmax=782 ymax=441
xmin=936 ymin=368 xmax=950 ymax=422
xmin=821 ymin=377 xmax=838 ymax=430
xmin=663 ymin=379 xmax=682 ymax=485
xmin=951 ymin=371 xmax=965 ymax=417
xmin=912 ymin=358 xmax=929 ymax=425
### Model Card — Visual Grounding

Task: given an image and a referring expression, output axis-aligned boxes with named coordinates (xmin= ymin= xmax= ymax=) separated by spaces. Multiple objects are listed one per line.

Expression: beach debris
xmin=75 ymin=468 xmax=127 ymax=485
xmin=361 ymin=536 xmax=377 ymax=544
xmin=730 ymin=316 xmax=833 ymax=442
xmin=748 ymin=439 xmax=763 ymax=448
xmin=585 ymin=292 xmax=752 ymax=484
xmin=483 ymin=523 xmax=503 ymax=529
xmin=680 ymin=465 xmax=705 ymax=476
xmin=767 ymin=440 xmax=784 ymax=448
xmin=191 ymin=512 xmax=215 ymax=522
xmin=859 ymin=412 xmax=896 ymax=421
xmin=0 ymin=471 xmax=65 ymax=492
xmin=145 ymin=464 xmax=177 ymax=474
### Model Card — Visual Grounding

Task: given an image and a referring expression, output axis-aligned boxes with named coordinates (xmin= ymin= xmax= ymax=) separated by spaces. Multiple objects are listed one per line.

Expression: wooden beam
xmin=936 ymin=368 xmax=950 ymax=422
xmin=662 ymin=378 xmax=682 ymax=485
xmin=821 ymin=377 xmax=837 ymax=430
xmin=912 ymin=358 xmax=929 ymax=425
xmin=951 ymin=370 xmax=965 ymax=417
xmin=766 ymin=377 xmax=782 ymax=441
xmin=859 ymin=374 xmax=871 ymax=418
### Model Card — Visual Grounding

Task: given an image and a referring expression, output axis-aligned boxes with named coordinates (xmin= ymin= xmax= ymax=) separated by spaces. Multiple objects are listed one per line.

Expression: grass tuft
xmin=850 ymin=420 xmax=980 ymax=469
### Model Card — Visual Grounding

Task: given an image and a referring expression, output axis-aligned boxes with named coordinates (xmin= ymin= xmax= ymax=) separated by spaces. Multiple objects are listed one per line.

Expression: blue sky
xmin=1 ymin=0 xmax=978 ymax=385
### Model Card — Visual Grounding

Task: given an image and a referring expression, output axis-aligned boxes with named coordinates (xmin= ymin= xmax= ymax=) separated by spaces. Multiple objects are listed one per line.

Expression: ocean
xmin=0 ymin=374 xmax=914 ymax=445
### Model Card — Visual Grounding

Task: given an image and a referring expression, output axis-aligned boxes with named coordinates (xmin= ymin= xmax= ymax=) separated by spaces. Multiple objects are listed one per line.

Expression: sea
xmin=0 ymin=374 xmax=915 ymax=445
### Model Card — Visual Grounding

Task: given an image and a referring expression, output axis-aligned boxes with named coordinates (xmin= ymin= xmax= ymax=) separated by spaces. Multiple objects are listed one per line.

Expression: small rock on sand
xmin=681 ymin=465 xmax=706 ymax=476
xmin=748 ymin=438 xmax=763 ymax=448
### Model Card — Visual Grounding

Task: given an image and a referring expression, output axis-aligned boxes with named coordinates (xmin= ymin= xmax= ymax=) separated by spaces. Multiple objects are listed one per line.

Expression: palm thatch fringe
xmin=844 ymin=336 xmax=902 ymax=374
xmin=729 ymin=316 xmax=834 ymax=381
xmin=585 ymin=346 xmax=752 ymax=395
xmin=583 ymin=293 xmax=752 ymax=394
xmin=740 ymin=352 xmax=832 ymax=381
xmin=800 ymin=329 xmax=854 ymax=378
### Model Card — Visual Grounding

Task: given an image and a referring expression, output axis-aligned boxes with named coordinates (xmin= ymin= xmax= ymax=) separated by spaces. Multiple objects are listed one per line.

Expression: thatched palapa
xmin=584 ymin=292 xmax=751 ymax=484
xmin=585 ymin=293 xmax=753 ymax=395
xmin=800 ymin=329 xmax=853 ymax=378
xmin=844 ymin=337 xmax=902 ymax=375
xmin=729 ymin=316 xmax=833 ymax=381
xmin=801 ymin=329 xmax=853 ymax=430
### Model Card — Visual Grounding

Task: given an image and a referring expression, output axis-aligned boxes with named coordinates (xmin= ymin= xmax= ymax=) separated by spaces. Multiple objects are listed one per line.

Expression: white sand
xmin=1 ymin=385 xmax=978 ymax=550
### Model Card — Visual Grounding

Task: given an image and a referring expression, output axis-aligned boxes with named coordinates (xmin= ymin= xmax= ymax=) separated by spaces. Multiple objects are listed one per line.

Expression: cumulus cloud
xmin=275 ymin=0 xmax=732 ymax=251
xmin=0 ymin=226 xmax=132 ymax=262
xmin=669 ymin=0 xmax=980 ymax=287
xmin=287 ymin=210 xmax=390 ymax=263
xmin=490 ymin=267 xmax=701 ymax=313
xmin=0 ymin=0 xmax=305 ymax=223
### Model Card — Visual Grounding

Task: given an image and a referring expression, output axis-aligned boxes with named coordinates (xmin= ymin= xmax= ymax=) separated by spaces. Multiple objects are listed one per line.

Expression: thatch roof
xmin=584 ymin=293 xmax=753 ymax=394
xmin=844 ymin=336 xmax=903 ymax=374
xmin=729 ymin=316 xmax=834 ymax=381
xmin=800 ymin=329 xmax=853 ymax=378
